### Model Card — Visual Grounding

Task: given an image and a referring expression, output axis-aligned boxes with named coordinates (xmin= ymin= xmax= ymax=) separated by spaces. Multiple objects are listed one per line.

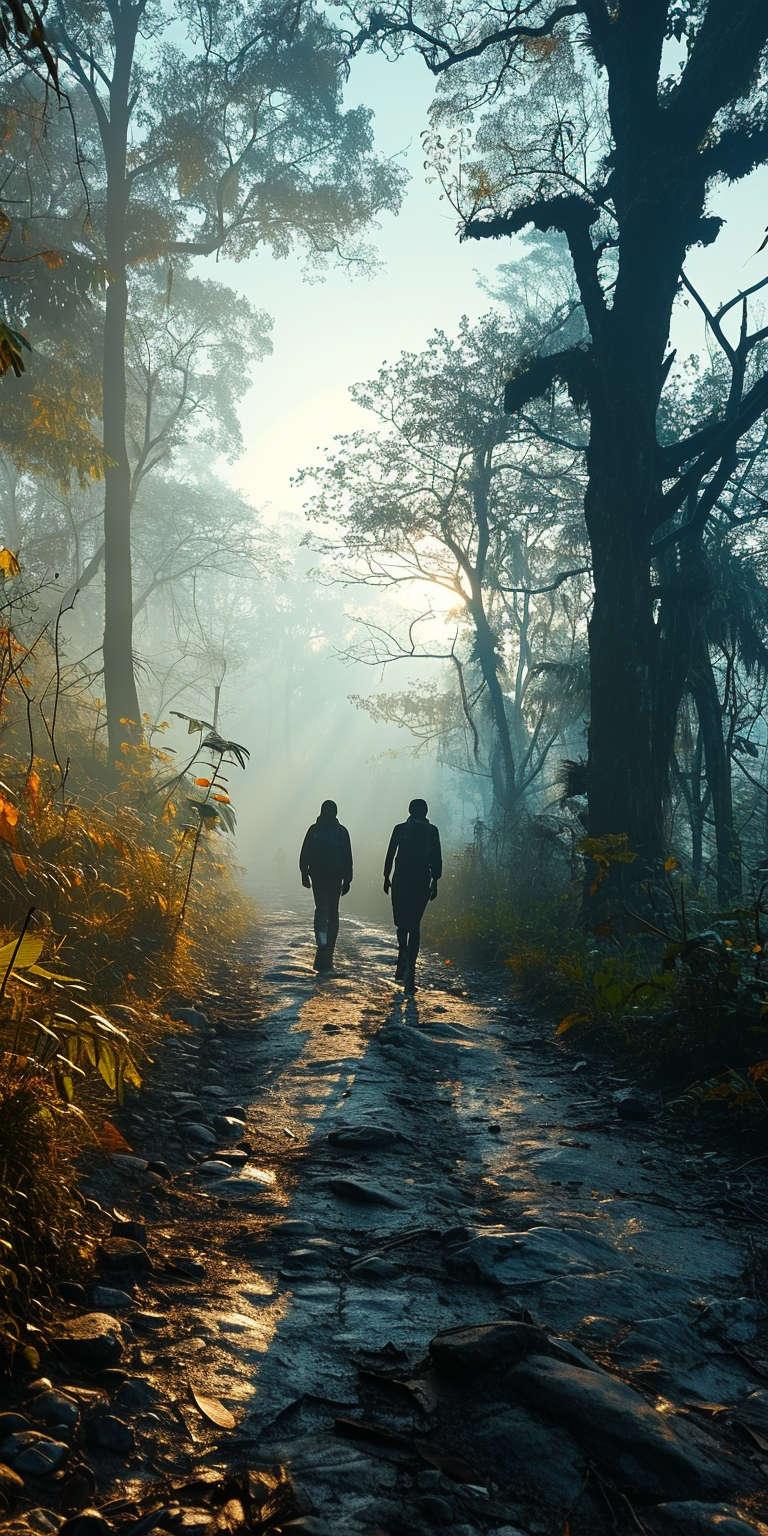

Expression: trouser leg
xmin=313 ymin=884 xmax=330 ymax=947
xmin=326 ymin=887 xmax=341 ymax=954
xmin=392 ymin=886 xmax=429 ymax=991
xmin=312 ymin=879 xmax=341 ymax=970
xmin=395 ymin=926 xmax=408 ymax=979
xmin=406 ymin=923 xmax=421 ymax=967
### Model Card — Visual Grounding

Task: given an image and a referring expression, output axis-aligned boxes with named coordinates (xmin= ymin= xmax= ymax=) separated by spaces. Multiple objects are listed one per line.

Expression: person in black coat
xmin=383 ymin=798 xmax=442 ymax=993
xmin=299 ymin=799 xmax=353 ymax=972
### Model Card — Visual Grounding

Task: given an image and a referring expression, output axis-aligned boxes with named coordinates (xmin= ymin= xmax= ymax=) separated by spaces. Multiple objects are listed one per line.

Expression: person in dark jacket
xmin=299 ymin=800 xmax=353 ymax=972
xmin=383 ymin=798 xmax=442 ymax=993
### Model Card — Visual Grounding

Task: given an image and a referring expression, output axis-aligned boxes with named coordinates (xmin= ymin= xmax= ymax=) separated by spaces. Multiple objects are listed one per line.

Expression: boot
xmin=315 ymin=945 xmax=333 ymax=973
xmin=395 ymin=948 xmax=408 ymax=981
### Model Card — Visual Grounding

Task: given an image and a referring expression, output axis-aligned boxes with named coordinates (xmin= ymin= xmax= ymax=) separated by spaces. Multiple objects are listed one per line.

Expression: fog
xmin=1 ymin=0 xmax=768 ymax=946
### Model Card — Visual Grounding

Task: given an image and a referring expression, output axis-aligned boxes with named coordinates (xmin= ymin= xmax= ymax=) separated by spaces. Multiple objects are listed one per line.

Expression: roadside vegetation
xmin=0 ymin=560 xmax=252 ymax=1359
xmin=426 ymin=821 xmax=768 ymax=1122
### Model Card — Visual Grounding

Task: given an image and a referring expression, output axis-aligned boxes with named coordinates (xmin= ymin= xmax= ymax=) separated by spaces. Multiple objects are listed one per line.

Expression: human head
xmin=409 ymin=798 xmax=428 ymax=820
xmin=319 ymin=799 xmax=337 ymax=820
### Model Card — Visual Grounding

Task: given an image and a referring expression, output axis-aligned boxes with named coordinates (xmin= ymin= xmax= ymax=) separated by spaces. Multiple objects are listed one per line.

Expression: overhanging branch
xmin=504 ymin=344 xmax=592 ymax=415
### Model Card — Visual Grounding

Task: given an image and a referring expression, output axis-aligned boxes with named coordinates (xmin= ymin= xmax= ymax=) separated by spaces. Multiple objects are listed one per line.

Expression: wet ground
xmin=4 ymin=908 xmax=768 ymax=1536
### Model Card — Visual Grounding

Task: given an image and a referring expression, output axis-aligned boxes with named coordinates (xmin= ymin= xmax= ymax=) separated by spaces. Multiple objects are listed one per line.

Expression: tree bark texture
xmin=689 ymin=637 xmax=741 ymax=904
xmin=100 ymin=4 xmax=143 ymax=765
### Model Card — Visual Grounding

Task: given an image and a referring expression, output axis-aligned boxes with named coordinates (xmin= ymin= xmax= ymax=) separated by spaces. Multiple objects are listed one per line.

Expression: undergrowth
xmin=425 ymin=818 xmax=768 ymax=1120
xmin=0 ymin=560 xmax=252 ymax=1357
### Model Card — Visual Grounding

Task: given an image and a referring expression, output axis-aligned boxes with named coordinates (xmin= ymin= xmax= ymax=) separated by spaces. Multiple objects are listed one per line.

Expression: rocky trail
xmin=3 ymin=908 xmax=768 ymax=1536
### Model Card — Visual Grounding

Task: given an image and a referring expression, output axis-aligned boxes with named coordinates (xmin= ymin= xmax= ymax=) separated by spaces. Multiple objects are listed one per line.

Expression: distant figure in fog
xmin=300 ymin=800 xmax=353 ymax=973
xmin=383 ymin=798 xmax=442 ymax=994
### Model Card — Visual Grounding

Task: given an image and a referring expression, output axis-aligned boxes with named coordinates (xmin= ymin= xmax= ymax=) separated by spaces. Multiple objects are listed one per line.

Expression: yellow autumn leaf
xmin=0 ymin=548 xmax=21 ymax=577
xmin=664 ymin=856 xmax=678 ymax=871
xmin=0 ymin=934 xmax=44 ymax=971
xmin=0 ymin=795 xmax=19 ymax=846
xmin=557 ymin=1012 xmax=589 ymax=1035
xmin=11 ymin=853 xmax=27 ymax=877
xmin=40 ymin=249 xmax=64 ymax=269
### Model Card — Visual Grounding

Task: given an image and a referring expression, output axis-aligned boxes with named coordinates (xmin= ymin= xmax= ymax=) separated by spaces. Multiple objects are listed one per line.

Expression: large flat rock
xmin=505 ymin=1355 xmax=740 ymax=1500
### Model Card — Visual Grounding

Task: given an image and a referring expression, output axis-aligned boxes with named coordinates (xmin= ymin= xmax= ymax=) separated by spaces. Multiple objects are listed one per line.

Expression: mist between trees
xmin=1 ymin=0 xmax=768 ymax=1339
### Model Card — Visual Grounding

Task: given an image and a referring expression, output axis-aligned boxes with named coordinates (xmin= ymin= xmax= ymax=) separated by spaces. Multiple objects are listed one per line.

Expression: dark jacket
xmin=384 ymin=817 xmax=442 ymax=889
xmin=300 ymin=816 xmax=353 ymax=885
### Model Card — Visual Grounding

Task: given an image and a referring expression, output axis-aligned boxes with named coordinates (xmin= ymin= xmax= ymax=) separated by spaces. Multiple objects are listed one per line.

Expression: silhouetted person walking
xmin=383 ymin=798 xmax=442 ymax=994
xmin=300 ymin=800 xmax=353 ymax=973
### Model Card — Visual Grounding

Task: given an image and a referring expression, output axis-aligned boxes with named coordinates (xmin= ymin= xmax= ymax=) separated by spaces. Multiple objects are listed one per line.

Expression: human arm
xmin=383 ymin=825 xmax=399 ymax=894
xmin=299 ymin=828 xmax=313 ymax=888
xmin=429 ymin=826 xmax=442 ymax=898
xmin=340 ymin=826 xmax=353 ymax=892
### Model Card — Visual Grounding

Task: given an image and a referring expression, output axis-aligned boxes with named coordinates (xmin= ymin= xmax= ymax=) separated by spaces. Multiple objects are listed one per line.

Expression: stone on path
xmin=0 ymin=1414 xmax=30 ymax=1438
xmin=29 ymin=1392 xmax=80 ymax=1429
xmin=86 ymin=1413 xmax=134 ymax=1454
xmin=59 ymin=1511 xmax=112 ymax=1536
xmin=505 ymin=1356 xmax=737 ymax=1499
xmin=350 ymin=1256 xmax=399 ymax=1280
xmin=447 ymin=1223 xmax=629 ymax=1287
xmin=652 ymin=1503 xmax=768 ymax=1535
xmin=91 ymin=1286 xmax=132 ymax=1310
xmin=429 ymin=1320 xmax=602 ymax=1378
xmin=328 ymin=1177 xmax=405 ymax=1208
xmin=167 ymin=1007 xmax=209 ymax=1028
xmin=51 ymin=1313 xmax=123 ymax=1369
xmin=1 ymin=1433 xmax=68 ymax=1475
xmin=184 ymin=1124 xmax=217 ymax=1147
xmin=327 ymin=1126 xmax=400 ymax=1149
xmin=97 ymin=1237 xmax=152 ymax=1275
xmin=213 ymin=1115 xmax=247 ymax=1140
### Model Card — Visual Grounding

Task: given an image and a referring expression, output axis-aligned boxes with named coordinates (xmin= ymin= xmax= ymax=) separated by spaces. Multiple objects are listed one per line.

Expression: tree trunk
xmin=689 ymin=638 xmax=741 ymax=905
xmin=470 ymin=598 xmax=516 ymax=819
xmin=584 ymin=401 xmax=661 ymax=870
xmin=652 ymin=541 xmax=700 ymax=807
xmin=100 ymin=4 xmax=142 ymax=766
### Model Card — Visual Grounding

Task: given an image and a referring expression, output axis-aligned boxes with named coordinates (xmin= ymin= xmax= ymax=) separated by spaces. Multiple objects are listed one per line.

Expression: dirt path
xmin=5 ymin=909 xmax=768 ymax=1536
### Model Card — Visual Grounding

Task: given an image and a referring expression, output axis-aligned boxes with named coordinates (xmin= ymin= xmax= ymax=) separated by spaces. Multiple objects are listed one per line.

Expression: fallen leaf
xmin=736 ymin=1419 xmax=768 ymax=1452
xmin=557 ymin=1011 xmax=589 ymax=1035
xmin=98 ymin=1119 xmax=133 ymax=1155
xmin=190 ymin=1387 xmax=236 ymax=1429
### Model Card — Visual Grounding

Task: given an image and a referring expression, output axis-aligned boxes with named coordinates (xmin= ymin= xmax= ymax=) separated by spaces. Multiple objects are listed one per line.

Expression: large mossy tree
xmin=350 ymin=0 xmax=768 ymax=888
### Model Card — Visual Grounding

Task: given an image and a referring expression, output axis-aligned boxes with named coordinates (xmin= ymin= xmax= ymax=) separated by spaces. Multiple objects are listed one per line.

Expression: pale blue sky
xmin=211 ymin=49 xmax=768 ymax=519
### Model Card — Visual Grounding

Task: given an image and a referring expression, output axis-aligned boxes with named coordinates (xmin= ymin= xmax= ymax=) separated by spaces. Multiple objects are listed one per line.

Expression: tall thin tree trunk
xmin=470 ymin=599 xmax=516 ymax=818
xmin=101 ymin=4 xmax=142 ymax=766
xmin=689 ymin=638 xmax=741 ymax=905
